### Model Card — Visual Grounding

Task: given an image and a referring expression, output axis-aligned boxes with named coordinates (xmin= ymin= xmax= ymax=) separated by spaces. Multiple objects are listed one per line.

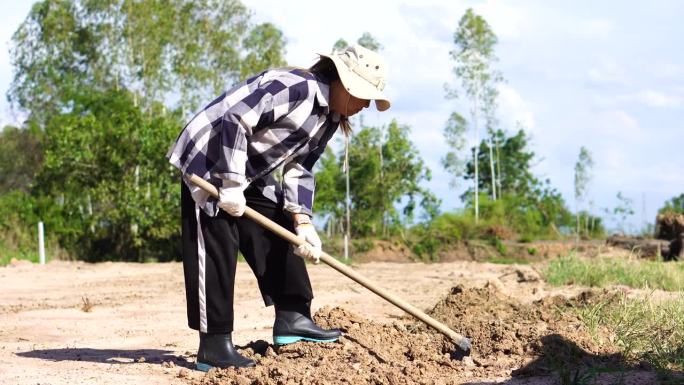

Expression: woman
xmin=166 ymin=44 xmax=390 ymax=371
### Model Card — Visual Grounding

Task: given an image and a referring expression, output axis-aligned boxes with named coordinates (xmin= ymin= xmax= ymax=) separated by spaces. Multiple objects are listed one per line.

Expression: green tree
xmin=239 ymin=22 xmax=287 ymax=80
xmin=9 ymin=0 xmax=286 ymax=122
xmin=462 ymin=129 xmax=572 ymax=236
xmin=36 ymin=88 xmax=181 ymax=261
xmin=0 ymin=125 xmax=43 ymax=193
xmin=332 ymin=39 xmax=349 ymax=52
xmin=357 ymin=32 xmax=383 ymax=51
xmin=331 ymin=32 xmax=382 ymax=53
xmin=464 ymin=129 xmax=536 ymax=199
xmin=441 ymin=112 xmax=468 ymax=188
xmin=659 ymin=194 xmax=684 ymax=214
xmin=612 ymin=192 xmax=635 ymax=234
xmin=574 ymin=146 xmax=594 ymax=239
xmin=315 ymin=121 xmax=437 ymax=237
xmin=447 ymin=8 xmax=503 ymax=222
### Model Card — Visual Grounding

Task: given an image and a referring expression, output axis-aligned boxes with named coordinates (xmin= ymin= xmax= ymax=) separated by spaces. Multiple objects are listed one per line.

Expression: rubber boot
xmin=272 ymin=300 xmax=342 ymax=345
xmin=195 ymin=332 xmax=256 ymax=371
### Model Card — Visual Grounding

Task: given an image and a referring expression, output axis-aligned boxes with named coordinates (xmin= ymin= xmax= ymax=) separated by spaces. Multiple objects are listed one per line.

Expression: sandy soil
xmin=0 ymin=259 xmax=673 ymax=385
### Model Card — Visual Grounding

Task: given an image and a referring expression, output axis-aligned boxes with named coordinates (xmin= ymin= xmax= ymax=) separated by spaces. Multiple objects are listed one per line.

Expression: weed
xmin=81 ymin=296 xmax=94 ymax=312
xmin=573 ymin=292 xmax=684 ymax=372
xmin=544 ymin=256 xmax=684 ymax=291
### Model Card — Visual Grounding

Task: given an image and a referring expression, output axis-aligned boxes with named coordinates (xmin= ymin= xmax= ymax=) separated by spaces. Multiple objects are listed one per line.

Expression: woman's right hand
xmin=218 ymin=187 xmax=246 ymax=217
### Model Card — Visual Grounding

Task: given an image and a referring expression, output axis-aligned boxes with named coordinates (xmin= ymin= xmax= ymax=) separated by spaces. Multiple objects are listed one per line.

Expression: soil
xmin=356 ymin=239 xmax=607 ymax=263
xmin=0 ymin=256 xmax=677 ymax=385
xmin=196 ymin=288 xmax=633 ymax=385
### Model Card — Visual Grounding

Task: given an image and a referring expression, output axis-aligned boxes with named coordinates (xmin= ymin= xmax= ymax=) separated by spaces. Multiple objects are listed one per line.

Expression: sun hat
xmin=319 ymin=44 xmax=390 ymax=111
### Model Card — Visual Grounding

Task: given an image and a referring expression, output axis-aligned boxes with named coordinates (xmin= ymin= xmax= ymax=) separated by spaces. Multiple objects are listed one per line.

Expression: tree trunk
xmin=488 ymin=138 xmax=496 ymax=200
xmin=473 ymin=97 xmax=479 ymax=223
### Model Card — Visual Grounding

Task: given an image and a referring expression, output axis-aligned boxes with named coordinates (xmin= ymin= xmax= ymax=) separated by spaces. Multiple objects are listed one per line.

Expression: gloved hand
xmin=294 ymin=223 xmax=322 ymax=264
xmin=218 ymin=186 xmax=246 ymax=217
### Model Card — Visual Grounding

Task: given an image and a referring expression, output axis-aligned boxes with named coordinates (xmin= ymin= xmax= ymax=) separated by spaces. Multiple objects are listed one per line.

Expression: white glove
xmin=294 ymin=223 xmax=322 ymax=264
xmin=218 ymin=186 xmax=246 ymax=217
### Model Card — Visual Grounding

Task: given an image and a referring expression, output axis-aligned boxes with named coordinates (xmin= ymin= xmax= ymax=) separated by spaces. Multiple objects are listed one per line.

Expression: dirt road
xmin=0 ymin=259 xmax=661 ymax=384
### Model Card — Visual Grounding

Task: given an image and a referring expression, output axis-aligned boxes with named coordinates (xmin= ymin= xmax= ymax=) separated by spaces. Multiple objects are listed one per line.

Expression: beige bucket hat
xmin=319 ymin=45 xmax=391 ymax=111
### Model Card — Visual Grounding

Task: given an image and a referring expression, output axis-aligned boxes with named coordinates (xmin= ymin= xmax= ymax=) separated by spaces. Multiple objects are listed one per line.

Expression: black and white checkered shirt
xmin=167 ymin=68 xmax=341 ymax=217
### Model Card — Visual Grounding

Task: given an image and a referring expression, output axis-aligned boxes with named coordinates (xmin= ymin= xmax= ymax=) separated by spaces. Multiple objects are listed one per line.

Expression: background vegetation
xmin=1 ymin=1 xmax=678 ymax=264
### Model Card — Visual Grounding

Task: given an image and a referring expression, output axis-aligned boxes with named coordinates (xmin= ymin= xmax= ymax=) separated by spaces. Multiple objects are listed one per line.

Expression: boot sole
xmin=273 ymin=335 xmax=339 ymax=345
xmin=195 ymin=361 xmax=255 ymax=372
xmin=196 ymin=362 xmax=214 ymax=372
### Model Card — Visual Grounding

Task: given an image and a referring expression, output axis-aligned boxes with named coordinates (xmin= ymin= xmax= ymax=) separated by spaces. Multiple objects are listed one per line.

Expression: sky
xmin=2 ymin=1 xmax=683 ymax=233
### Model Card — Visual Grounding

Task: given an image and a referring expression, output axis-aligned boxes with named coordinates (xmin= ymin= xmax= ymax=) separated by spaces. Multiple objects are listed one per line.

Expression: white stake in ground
xmin=38 ymin=221 xmax=46 ymax=265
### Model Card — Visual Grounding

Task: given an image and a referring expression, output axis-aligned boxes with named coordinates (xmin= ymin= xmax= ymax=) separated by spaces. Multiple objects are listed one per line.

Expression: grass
xmin=486 ymin=255 xmax=531 ymax=265
xmin=544 ymin=255 xmax=684 ymax=291
xmin=574 ymin=292 xmax=684 ymax=375
xmin=0 ymin=248 xmax=42 ymax=266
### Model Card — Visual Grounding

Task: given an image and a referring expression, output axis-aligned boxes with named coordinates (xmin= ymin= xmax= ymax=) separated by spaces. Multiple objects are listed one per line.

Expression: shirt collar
xmin=314 ymin=79 xmax=330 ymax=112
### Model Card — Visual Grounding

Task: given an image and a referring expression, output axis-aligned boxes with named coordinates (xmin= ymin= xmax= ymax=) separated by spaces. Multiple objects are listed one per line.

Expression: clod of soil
xmin=194 ymin=286 xmax=628 ymax=385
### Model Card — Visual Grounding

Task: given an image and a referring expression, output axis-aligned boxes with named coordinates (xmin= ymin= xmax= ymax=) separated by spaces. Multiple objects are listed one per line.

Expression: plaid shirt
xmin=167 ymin=68 xmax=340 ymax=217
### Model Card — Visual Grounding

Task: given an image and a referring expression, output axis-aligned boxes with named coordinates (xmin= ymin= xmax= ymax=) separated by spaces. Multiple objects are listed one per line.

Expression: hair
xmin=308 ymin=56 xmax=352 ymax=136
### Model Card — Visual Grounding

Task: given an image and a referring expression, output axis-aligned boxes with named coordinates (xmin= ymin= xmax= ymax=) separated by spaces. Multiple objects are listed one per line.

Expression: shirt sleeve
xmin=212 ymin=75 xmax=315 ymax=189
xmin=282 ymin=144 xmax=328 ymax=217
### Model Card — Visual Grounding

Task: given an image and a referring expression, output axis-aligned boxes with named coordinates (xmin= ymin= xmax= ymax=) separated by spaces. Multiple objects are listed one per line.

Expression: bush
xmin=35 ymin=88 xmax=183 ymax=262
xmin=0 ymin=190 xmax=66 ymax=264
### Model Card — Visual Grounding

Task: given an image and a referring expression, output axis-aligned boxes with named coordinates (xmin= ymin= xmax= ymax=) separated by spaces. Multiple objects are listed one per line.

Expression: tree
xmin=8 ymin=0 xmax=286 ymax=123
xmin=314 ymin=121 xmax=438 ymax=237
xmin=5 ymin=1 xmax=290 ymax=262
xmin=659 ymin=194 xmax=684 ymax=214
xmin=446 ymin=8 xmax=503 ymax=222
xmin=357 ymin=32 xmax=383 ymax=51
xmin=462 ymin=128 xmax=572 ymax=236
xmin=239 ymin=22 xmax=287 ymax=80
xmin=36 ymin=87 xmax=182 ymax=261
xmin=442 ymin=112 xmax=468 ymax=188
xmin=574 ymin=146 xmax=594 ymax=239
xmin=612 ymin=192 xmax=635 ymax=234
xmin=332 ymin=39 xmax=349 ymax=52
xmin=464 ymin=129 xmax=536 ymax=199
xmin=0 ymin=125 xmax=43 ymax=193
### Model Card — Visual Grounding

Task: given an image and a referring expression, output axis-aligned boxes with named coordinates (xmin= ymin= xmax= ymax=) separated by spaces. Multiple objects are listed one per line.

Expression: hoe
xmin=190 ymin=174 xmax=471 ymax=355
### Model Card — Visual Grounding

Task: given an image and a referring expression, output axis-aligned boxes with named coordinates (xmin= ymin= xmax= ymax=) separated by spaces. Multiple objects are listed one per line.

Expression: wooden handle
xmin=188 ymin=174 xmax=471 ymax=351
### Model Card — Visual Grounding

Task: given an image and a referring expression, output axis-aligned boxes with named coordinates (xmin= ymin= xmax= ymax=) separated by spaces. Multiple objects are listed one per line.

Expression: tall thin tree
xmin=447 ymin=8 xmax=502 ymax=222
xmin=574 ymin=146 xmax=594 ymax=240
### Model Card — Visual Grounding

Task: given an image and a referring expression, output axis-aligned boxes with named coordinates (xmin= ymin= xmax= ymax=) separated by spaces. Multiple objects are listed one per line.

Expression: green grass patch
xmin=0 ymin=249 xmax=42 ymax=266
xmin=544 ymin=256 xmax=684 ymax=291
xmin=486 ymin=255 xmax=531 ymax=265
xmin=574 ymin=293 xmax=684 ymax=374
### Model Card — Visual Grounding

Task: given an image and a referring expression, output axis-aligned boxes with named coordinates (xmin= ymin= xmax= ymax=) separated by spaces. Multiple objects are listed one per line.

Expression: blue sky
xmin=2 ymin=1 xmax=683 ymax=233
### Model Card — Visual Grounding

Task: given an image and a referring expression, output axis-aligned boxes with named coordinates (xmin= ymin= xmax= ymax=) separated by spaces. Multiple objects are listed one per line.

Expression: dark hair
xmin=309 ymin=56 xmax=352 ymax=136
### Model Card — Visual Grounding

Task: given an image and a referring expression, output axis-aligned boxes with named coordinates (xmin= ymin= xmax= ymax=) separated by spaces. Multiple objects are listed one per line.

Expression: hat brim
xmin=319 ymin=53 xmax=391 ymax=112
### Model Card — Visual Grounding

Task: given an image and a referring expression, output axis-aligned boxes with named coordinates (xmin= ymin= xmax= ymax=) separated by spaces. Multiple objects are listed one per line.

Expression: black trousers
xmin=181 ymin=181 xmax=313 ymax=334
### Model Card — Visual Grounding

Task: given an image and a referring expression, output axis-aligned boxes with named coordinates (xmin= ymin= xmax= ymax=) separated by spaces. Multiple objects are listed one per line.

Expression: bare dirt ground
xmin=0 ymin=256 xmax=675 ymax=385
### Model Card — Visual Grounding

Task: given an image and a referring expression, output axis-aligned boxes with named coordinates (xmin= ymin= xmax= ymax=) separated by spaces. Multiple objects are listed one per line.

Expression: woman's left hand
xmin=294 ymin=223 xmax=322 ymax=264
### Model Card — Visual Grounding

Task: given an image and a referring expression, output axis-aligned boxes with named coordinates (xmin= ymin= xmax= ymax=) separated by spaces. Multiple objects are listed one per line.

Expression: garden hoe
xmin=189 ymin=174 xmax=472 ymax=356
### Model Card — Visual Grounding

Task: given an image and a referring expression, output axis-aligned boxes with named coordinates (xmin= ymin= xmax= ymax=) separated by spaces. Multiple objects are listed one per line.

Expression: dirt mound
xmin=194 ymin=286 xmax=628 ymax=384
xmin=355 ymin=240 xmax=414 ymax=263
xmin=427 ymin=285 xmax=623 ymax=376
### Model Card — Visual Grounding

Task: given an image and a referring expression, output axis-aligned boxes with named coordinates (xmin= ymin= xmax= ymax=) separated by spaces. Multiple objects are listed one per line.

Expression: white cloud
xmin=573 ymin=19 xmax=615 ymax=39
xmin=497 ymin=83 xmax=536 ymax=132
xmin=587 ymin=58 xmax=629 ymax=85
xmin=630 ymin=90 xmax=681 ymax=108
xmin=596 ymin=110 xmax=642 ymax=138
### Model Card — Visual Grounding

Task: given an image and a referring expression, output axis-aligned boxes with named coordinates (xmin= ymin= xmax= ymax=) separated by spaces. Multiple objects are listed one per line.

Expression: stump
xmin=655 ymin=212 xmax=684 ymax=240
